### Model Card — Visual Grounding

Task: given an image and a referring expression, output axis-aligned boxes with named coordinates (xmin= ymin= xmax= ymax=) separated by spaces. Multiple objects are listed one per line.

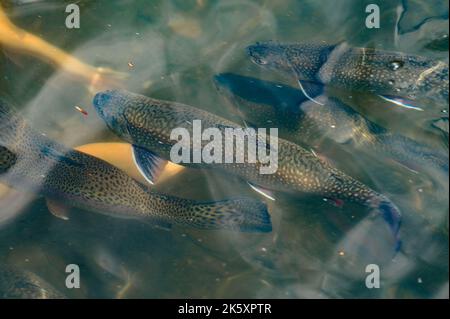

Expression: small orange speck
xmin=75 ymin=106 xmax=88 ymax=116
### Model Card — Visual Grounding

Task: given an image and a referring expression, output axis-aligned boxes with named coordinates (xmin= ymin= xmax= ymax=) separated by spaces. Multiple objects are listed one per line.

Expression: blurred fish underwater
xmin=0 ymin=0 xmax=448 ymax=299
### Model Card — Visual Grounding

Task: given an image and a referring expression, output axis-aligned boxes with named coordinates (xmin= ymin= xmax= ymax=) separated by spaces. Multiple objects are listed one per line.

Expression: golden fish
xmin=0 ymin=6 xmax=126 ymax=92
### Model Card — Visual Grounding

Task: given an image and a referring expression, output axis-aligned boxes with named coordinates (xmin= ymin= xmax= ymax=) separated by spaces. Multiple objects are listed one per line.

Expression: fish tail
xmin=330 ymin=169 xmax=404 ymax=252
xmin=330 ymin=174 xmax=402 ymax=251
xmin=368 ymin=194 xmax=402 ymax=252
xmin=179 ymin=197 xmax=272 ymax=233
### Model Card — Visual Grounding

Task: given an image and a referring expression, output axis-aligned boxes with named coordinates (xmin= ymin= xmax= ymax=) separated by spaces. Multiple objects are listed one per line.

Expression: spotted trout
xmin=93 ymin=89 xmax=403 ymax=249
xmin=247 ymin=41 xmax=449 ymax=108
xmin=214 ymin=73 xmax=449 ymax=175
xmin=0 ymin=100 xmax=271 ymax=232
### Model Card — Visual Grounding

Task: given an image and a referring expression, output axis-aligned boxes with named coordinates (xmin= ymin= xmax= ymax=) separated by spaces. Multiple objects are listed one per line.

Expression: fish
xmin=0 ymin=266 xmax=65 ymax=299
xmin=0 ymin=99 xmax=272 ymax=232
xmin=0 ymin=6 xmax=126 ymax=92
xmin=213 ymin=73 xmax=449 ymax=175
xmin=93 ymin=89 xmax=403 ymax=249
xmin=246 ymin=41 xmax=449 ymax=107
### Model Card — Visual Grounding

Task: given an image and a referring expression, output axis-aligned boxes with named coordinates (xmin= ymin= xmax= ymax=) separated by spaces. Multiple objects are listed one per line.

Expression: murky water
xmin=0 ymin=0 xmax=448 ymax=298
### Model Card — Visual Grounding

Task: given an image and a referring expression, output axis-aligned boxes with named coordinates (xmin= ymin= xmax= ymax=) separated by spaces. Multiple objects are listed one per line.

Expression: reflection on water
xmin=0 ymin=0 xmax=448 ymax=298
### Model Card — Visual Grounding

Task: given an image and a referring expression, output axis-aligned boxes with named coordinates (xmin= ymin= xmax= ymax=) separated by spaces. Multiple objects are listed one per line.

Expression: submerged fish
xmin=0 ymin=100 xmax=271 ymax=232
xmin=93 ymin=89 xmax=403 ymax=249
xmin=214 ymin=73 xmax=449 ymax=175
xmin=0 ymin=266 xmax=65 ymax=299
xmin=0 ymin=6 xmax=125 ymax=92
xmin=247 ymin=41 xmax=449 ymax=108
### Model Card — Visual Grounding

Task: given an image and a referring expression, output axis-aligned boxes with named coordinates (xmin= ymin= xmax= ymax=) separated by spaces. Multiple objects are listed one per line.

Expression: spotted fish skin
xmin=0 ymin=100 xmax=271 ymax=232
xmin=247 ymin=42 xmax=449 ymax=105
xmin=214 ymin=73 xmax=449 ymax=174
xmin=0 ymin=145 xmax=16 ymax=174
xmin=0 ymin=266 xmax=65 ymax=299
xmin=93 ymin=89 xmax=402 ymax=244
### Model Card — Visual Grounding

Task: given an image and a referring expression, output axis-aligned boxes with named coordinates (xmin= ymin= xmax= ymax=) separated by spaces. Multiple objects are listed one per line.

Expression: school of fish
xmin=2 ymin=39 xmax=449 ymax=297
xmin=0 ymin=100 xmax=271 ymax=233
xmin=92 ymin=88 xmax=402 ymax=249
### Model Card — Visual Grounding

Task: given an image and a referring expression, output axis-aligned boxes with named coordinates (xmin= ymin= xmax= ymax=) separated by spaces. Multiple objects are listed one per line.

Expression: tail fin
xmin=181 ymin=197 xmax=272 ymax=233
xmin=370 ymin=195 xmax=402 ymax=252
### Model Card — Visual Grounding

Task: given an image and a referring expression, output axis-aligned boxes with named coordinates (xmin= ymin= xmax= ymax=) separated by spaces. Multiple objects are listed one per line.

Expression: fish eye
xmin=256 ymin=58 xmax=268 ymax=65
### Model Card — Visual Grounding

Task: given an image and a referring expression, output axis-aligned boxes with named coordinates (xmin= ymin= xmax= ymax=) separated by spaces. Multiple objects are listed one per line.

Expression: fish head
xmin=214 ymin=73 xmax=308 ymax=114
xmin=246 ymin=42 xmax=293 ymax=74
xmin=93 ymin=90 xmax=134 ymax=141
xmin=213 ymin=73 xmax=248 ymax=99
xmin=214 ymin=73 xmax=288 ymax=124
xmin=214 ymin=73 xmax=287 ymax=104
xmin=213 ymin=73 xmax=274 ymax=108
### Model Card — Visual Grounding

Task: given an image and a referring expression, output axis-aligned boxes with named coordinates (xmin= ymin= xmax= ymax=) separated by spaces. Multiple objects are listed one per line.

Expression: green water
xmin=0 ymin=0 xmax=448 ymax=298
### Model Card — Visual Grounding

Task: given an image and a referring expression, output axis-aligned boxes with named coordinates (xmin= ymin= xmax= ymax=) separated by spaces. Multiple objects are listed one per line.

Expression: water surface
xmin=0 ymin=0 xmax=448 ymax=298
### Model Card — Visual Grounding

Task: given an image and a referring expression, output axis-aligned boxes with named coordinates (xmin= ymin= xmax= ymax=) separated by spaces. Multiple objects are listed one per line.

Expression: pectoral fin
xmin=46 ymin=199 xmax=70 ymax=220
xmin=131 ymin=145 xmax=167 ymax=185
xmin=296 ymin=80 xmax=325 ymax=105
xmin=378 ymin=95 xmax=424 ymax=111
xmin=247 ymin=182 xmax=276 ymax=201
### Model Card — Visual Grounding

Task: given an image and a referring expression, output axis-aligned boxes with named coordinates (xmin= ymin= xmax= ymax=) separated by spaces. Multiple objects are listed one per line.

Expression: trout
xmin=93 ymin=89 xmax=403 ymax=249
xmin=0 ymin=100 xmax=271 ymax=232
xmin=247 ymin=41 xmax=449 ymax=108
xmin=214 ymin=73 xmax=448 ymax=175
